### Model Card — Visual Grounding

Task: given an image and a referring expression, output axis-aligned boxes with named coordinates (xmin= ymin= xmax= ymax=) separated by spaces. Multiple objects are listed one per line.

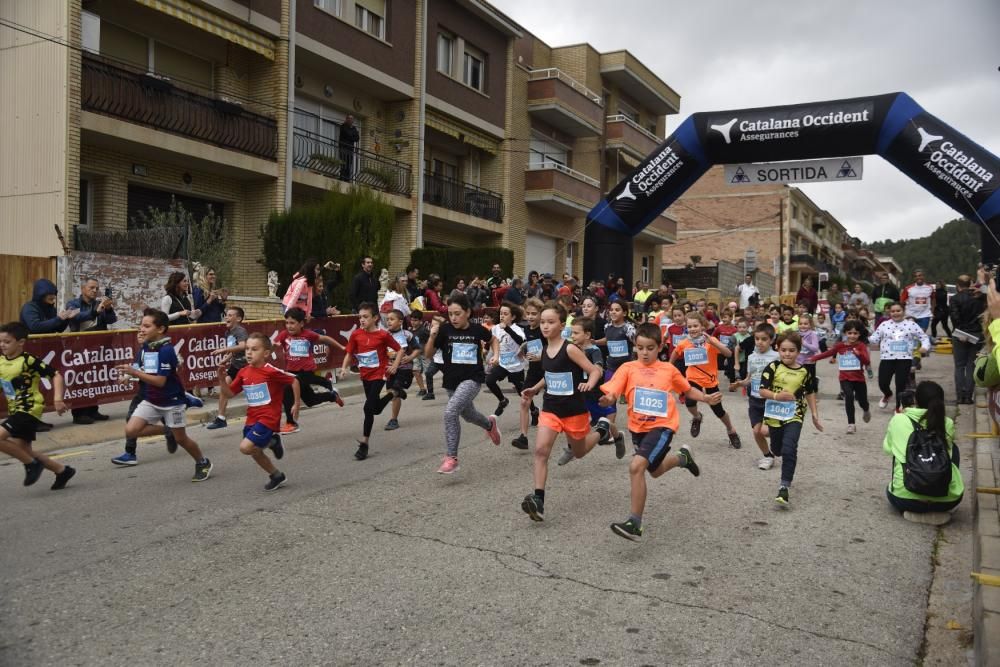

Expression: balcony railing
xmin=423 ymin=172 xmax=503 ymax=223
xmin=81 ymin=55 xmax=276 ymax=159
xmin=527 ymin=68 xmax=603 ymax=105
xmin=606 ymin=114 xmax=660 ymax=144
xmin=525 ymin=160 xmax=600 ymax=187
xmin=789 ymin=253 xmax=818 ymax=268
xmin=293 ymin=129 xmax=412 ymax=196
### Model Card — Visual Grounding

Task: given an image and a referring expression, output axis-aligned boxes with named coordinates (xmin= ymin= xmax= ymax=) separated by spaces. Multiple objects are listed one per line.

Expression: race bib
xmin=683 ymin=346 xmax=709 ymax=366
xmin=244 ymin=382 xmax=271 ymax=407
xmin=838 ymin=352 xmax=861 ymax=370
xmin=392 ymin=331 xmax=409 ymax=348
xmin=1 ymin=378 xmax=14 ymax=399
xmin=500 ymin=351 xmax=519 ymax=367
xmin=433 ymin=349 xmax=444 ymax=364
xmin=764 ymin=399 xmax=797 ymax=421
xmin=227 ymin=335 xmax=236 ymax=348
xmin=672 ymin=334 xmax=685 ymax=347
xmin=288 ymin=339 xmax=311 ymax=357
xmin=526 ymin=339 xmax=543 ymax=357
xmin=607 ymin=339 xmax=629 ymax=358
xmin=659 ymin=316 xmax=671 ymax=328
xmin=355 ymin=350 xmax=380 ymax=368
xmin=142 ymin=351 xmax=160 ymax=374
xmin=561 ymin=326 xmax=572 ymax=340
xmin=888 ymin=340 xmax=910 ymax=354
xmin=545 ymin=371 xmax=574 ymax=396
xmin=720 ymin=335 xmax=732 ymax=347
xmin=915 ymin=296 xmax=928 ymax=305
xmin=451 ymin=342 xmax=477 ymax=364
xmin=634 ymin=387 xmax=669 ymax=417
xmin=750 ymin=376 xmax=761 ymax=396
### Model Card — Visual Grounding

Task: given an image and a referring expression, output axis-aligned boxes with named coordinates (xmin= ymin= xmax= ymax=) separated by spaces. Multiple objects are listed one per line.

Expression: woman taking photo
xmin=281 ymin=259 xmax=321 ymax=317
xmin=161 ymin=272 xmax=200 ymax=324
xmin=193 ymin=267 xmax=227 ymax=323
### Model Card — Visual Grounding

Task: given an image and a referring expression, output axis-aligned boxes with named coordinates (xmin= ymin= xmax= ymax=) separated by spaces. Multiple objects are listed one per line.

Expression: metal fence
xmin=423 ymin=172 xmax=503 ymax=223
xmin=293 ymin=129 xmax=412 ymax=196
xmin=75 ymin=225 xmax=186 ymax=260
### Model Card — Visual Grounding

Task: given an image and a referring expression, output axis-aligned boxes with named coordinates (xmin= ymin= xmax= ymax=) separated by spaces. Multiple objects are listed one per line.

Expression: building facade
xmin=2 ymin=0 xmax=679 ymax=311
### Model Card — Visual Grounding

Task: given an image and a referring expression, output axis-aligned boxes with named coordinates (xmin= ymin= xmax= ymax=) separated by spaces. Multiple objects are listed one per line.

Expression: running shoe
xmin=51 ymin=465 xmax=76 ymax=490
xmin=23 ymin=459 xmax=44 ymax=487
xmin=205 ymin=416 xmax=228 ymax=430
xmin=421 ymin=393 xmax=435 ymax=401
xmin=417 ymin=389 xmax=426 ymax=397
xmin=902 ymin=511 xmax=951 ymax=526
xmin=728 ymin=432 xmax=742 ymax=449
xmin=264 ymin=471 xmax=287 ymax=492
xmin=495 ymin=397 xmax=510 ymax=416
xmin=111 ymin=452 xmax=138 ymax=466
xmin=486 ymin=415 xmax=501 ymax=445
xmin=165 ymin=431 xmax=178 ymax=454
xmin=610 ymin=519 xmax=643 ymax=541
xmin=757 ymin=456 xmax=774 ymax=471
xmin=862 ymin=410 xmax=872 ymax=423
xmin=384 ymin=418 xmax=400 ymax=431
xmin=914 ymin=356 xmax=922 ymax=371
xmin=511 ymin=434 xmax=529 ymax=450
xmin=192 ymin=458 xmax=213 ymax=482
xmin=614 ymin=432 xmax=626 ymax=460
xmin=280 ymin=423 xmax=300 ymax=435
xmin=836 ymin=392 xmax=844 ymax=401
xmin=846 ymin=424 xmax=856 ymax=434
xmin=690 ymin=415 xmax=703 ymax=438
xmin=183 ymin=392 xmax=204 ymax=409
xmin=437 ymin=456 xmax=459 ymax=474
xmin=269 ymin=436 xmax=284 ymax=460
xmin=679 ymin=446 xmax=699 ymax=477
xmin=330 ymin=389 xmax=345 ymax=407
xmin=557 ymin=447 xmax=575 ymax=466
xmin=521 ymin=493 xmax=545 ymax=521
xmin=878 ymin=394 xmax=891 ymax=410
xmin=775 ymin=486 xmax=789 ymax=506
xmin=354 ymin=442 xmax=369 ymax=461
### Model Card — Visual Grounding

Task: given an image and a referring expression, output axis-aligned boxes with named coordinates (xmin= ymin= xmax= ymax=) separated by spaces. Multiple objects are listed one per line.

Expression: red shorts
xmin=538 ymin=411 xmax=591 ymax=441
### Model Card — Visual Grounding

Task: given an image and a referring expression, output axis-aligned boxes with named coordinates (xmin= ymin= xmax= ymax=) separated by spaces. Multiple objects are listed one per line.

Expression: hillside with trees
xmin=865 ymin=218 xmax=981 ymax=282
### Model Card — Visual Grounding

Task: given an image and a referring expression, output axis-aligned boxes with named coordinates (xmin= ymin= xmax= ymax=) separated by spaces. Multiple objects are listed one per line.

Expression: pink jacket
xmin=282 ymin=274 xmax=313 ymax=315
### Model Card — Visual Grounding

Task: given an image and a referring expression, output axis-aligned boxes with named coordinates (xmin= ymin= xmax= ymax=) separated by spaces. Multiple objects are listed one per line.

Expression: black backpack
xmin=902 ymin=418 xmax=952 ymax=497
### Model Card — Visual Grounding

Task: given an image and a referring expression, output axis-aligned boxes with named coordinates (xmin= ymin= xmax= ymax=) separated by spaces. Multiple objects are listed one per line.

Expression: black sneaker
xmin=421 ymin=393 xmax=435 ymax=401
xmin=495 ymin=397 xmax=510 ymax=416
xmin=690 ymin=416 xmax=703 ymax=438
xmin=595 ymin=418 xmax=612 ymax=444
xmin=264 ymin=471 xmax=287 ymax=492
xmin=728 ymin=432 xmax=742 ymax=449
xmin=511 ymin=434 xmax=529 ymax=450
xmin=192 ymin=458 xmax=213 ymax=482
xmin=72 ymin=415 xmax=95 ymax=425
xmin=23 ymin=459 xmax=44 ymax=487
xmin=354 ymin=442 xmax=369 ymax=461
xmin=775 ymin=486 xmax=789 ymax=506
xmin=51 ymin=466 xmax=76 ymax=490
xmin=204 ymin=416 xmax=228 ymax=430
xmin=521 ymin=493 xmax=545 ymax=522
xmin=610 ymin=519 xmax=643 ymax=541
xmin=417 ymin=389 xmax=426 ymax=397
xmin=530 ymin=407 xmax=539 ymax=426
xmin=680 ymin=446 xmax=699 ymax=477
xmin=269 ymin=435 xmax=284 ymax=460
xmin=93 ymin=412 xmax=110 ymax=421
xmin=614 ymin=432 xmax=626 ymax=460
xmin=165 ymin=431 xmax=178 ymax=454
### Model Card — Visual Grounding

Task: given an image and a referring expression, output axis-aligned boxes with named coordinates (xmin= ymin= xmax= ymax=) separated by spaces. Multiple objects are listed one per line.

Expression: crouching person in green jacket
xmin=883 ymin=380 xmax=963 ymax=526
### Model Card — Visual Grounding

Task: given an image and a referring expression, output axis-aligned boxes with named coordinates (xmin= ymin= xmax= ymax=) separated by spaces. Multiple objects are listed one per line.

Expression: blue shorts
xmin=748 ymin=397 xmax=765 ymax=426
xmin=243 ymin=422 xmax=275 ymax=448
xmin=630 ymin=427 xmax=674 ymax=471
xmin=586 ymin=398 xmax=617 ymax=423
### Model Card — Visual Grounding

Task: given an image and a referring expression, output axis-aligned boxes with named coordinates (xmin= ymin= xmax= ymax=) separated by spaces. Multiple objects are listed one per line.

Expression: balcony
xmin=789 ymin=253 xmax=840 ymax=275
xmin=636 ymin=213 xmax=678 ymax=245
xmin=524 ymin=161 xmax=600 ymax=217
xmin=599 ymin=50 xmax=681 ymax=115
xmin=81 ymin=55 xmax=276 ymax=160
xmin=423 ymin=173 xmax=503 ymax=223
xmin=293 ymin=129 xmax=412 ymax=196
xmin=605 ymin=115 xmax=660 ymax=161
xmin=526 ymin=68 xmax=604 ymax=137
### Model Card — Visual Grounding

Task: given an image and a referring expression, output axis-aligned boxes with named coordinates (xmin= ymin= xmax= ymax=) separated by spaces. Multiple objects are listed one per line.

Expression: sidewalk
xmin=31 ymin=374 xmax=366 ymax=455
xmin=973 ymin=390 xmax=1000 ymax=665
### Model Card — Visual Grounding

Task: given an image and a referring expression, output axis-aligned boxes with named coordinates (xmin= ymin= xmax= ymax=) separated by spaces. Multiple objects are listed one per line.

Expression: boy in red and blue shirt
xmin=275 ymin=307 xmax=345 ymax=434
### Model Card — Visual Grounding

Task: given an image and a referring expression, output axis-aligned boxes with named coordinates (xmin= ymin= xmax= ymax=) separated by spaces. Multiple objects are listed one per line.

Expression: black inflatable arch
xmin=585 ymin=92 xmax=1000 ymax=283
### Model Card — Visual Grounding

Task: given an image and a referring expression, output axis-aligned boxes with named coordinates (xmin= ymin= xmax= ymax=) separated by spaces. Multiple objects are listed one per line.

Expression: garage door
xmin=525 ymin=232 xmax=556 ymax=277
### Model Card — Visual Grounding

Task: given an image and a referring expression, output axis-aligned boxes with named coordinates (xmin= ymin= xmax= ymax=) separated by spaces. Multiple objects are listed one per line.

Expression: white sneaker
xmin=557 ymin=447 xmax=575 ymax=466
xmin=878 ymin=395 xmax=889 ymax=410
xmin=757 ymin=456 xmax=774 ymax=470
xmin=846 ymin=424 xmax=856 ymax=434
xmin=902 ymin=511 xmax=951 ymax=526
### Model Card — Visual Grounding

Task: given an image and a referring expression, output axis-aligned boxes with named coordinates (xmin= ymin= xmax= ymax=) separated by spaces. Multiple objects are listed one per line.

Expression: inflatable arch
xmin=585 ymin=92 xmax=1000 ymax=283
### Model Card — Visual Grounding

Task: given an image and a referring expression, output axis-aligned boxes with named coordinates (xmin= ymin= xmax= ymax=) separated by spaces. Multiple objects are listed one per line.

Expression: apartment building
xmin=661 ymin=165 xmax=849 ymax=295
xmin=2 ymin=0 xmax=679 ymax=307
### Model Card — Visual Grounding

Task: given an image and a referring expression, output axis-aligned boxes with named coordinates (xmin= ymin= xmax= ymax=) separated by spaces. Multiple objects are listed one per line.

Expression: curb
xmin=972 ymin=390 xmax=1000 ymax=666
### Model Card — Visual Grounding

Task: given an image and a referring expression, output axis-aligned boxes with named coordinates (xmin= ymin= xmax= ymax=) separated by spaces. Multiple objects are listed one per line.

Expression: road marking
xmin=49 ymin=450 xmax=93 ymax=460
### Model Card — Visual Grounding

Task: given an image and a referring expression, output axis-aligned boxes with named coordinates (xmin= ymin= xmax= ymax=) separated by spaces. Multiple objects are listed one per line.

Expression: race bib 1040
xmin=634 ymin=387 xmax=669 ymax=417
xmin=451 ymin=343 xmax=478 ymax=365
xmin=683 ymin=346 xmax=709 ymax=366
xmin=607 ymin=339 xmax=629 ymax=358
xmin=244 ymin=382 xmax=271 ymax=407
xmin=545 ymin=371 xmax=574 ymax=396
xmin=764 ymin=399 xmax=797 ymax=421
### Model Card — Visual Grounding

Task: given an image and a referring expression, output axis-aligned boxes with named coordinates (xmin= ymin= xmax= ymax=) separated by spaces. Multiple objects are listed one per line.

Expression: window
xmin=641 ymin=256 xmax=650 ymax=284
xmin=432 ymin=159 xmax=457 ymax=180
xmin=154 ymin=42 xmax=212 ymax=89
xmin=100 ymin=21 xmax=147 ymax=68
xmin=81 ymin=11 xmax=100 ymax=54
xmin=437 ymin=33 xmax=454 ymax=75
xmin=294 ymin=97 xmax=353 ymax=145
xmin=463 ymin=44 xmax=485 ymax=92
xmin=565 ymin=242 xmax=577 ymax=276
xmin=355 ymin=3 xmax=385 ymax=40
xmin=313 ymin=0 xmax=341 ymax=15
xmin=529 ymin=136 xmax=568 ymax=167
xmin=99 ymin=22 xmax=212 ymax=89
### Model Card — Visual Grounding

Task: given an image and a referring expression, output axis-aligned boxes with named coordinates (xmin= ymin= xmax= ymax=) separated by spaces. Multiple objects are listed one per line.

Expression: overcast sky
xmin=493 ymin=0 xmax=1000 ymax=244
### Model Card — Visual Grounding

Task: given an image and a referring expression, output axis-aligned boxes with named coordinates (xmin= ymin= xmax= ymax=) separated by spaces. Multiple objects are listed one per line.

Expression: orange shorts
xmin=538 ymin=411 xmax=591 ymax=441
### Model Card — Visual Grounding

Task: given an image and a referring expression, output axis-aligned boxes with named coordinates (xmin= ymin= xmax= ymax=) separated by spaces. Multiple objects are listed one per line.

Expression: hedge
xmin=409 ymin=247 xmax=514 ymax=288
xmin=261 ymin=187 xmax=394 ymax=306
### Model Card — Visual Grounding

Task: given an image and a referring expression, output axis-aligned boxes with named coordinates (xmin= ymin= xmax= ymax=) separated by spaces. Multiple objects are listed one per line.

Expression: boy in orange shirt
xmin=669 ymin=311 xmax=740 ymax=448
xmin=600 ymin=323 xmax=721 ymax=541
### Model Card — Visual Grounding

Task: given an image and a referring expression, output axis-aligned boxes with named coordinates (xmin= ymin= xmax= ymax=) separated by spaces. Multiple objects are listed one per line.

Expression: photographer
xmin=193 ymin=267 xmax=228 ymax=323
xmin=951 ymin=272 xmax=985 ymax=404
xmin=465 ymin=276 xmax=490 ymax=310
xmin=65 ymin=277 xmax=116 ymax=424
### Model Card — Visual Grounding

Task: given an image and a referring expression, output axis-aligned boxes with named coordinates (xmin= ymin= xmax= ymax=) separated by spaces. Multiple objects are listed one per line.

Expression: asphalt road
xmin=0 ymin=352 xmax=968 ymax=665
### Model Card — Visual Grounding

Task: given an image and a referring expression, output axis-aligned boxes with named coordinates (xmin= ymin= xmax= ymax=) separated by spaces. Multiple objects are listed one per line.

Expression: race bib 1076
xmin=545 ymin=371 xmax=574 ymax=396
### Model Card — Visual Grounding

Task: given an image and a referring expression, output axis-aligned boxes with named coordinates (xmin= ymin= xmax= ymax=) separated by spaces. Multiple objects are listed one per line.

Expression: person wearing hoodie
xmin=65 ymin=278 xmax=117 ymax=424
xmin=20 ymin=279 xmax=74 ymax=335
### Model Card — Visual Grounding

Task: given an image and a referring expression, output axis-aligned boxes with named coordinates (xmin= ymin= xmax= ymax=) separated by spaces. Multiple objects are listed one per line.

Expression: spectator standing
xmin=506 ymin=278 xmax=526 ymax=306
xmin=193 ymin=267 xmax=227 ymax=323
xmin=348 ymin=256 xmax=379 ymax=313
xmin=486 ymin=263 xmax=505 ymax=291
xmin=424 ymin=277 xmax=448 ymax=314
xmin=282 ymin=260 xmax=320 ymax=317
xmin=871 ymin=272 xmax=901 ymax=319
xmin=932 ymin=280 xmax=952 ymax=339
xmin=379 ymin=275 xmax=411 ymax=319
xmin=847 ymin=284 xmax=872 ymax=310
xmin=405 ymin=266 xmax=421 ymax=303
xmin=161 ymin=272 xmax=200 ymax=324
xmin=66 ymin=278 xmax=117 ymax=424
xmin=20 ymin=279 xmax=74 ymax=335
xmin=736 ymin=274 xmax=760 ymax=310
xmin=525 ymin=271 xmax=542 ymax=299
xmin=796 ymin=278 xmax=818 ymax=313
xmin=339 ymin=115 xmax=360 ymax=182
xmin=539 ymin=274 xmax=558 ymax=301
xmin=465 ymin=277 xmax=489 ymax=309
xmin=949 ymin=275 xmax=984 ymax=404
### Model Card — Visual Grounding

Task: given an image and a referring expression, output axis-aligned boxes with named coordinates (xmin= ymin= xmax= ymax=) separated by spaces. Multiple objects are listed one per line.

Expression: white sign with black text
xmin=724 ymin=157 xmax=864 ymax=185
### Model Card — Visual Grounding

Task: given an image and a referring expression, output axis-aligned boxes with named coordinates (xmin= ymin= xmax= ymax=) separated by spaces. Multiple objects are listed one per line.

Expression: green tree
xmin=131 ymin=197 xmax=233 ymax=286
xmin=865 ymin=218 xmax=980 ymax=282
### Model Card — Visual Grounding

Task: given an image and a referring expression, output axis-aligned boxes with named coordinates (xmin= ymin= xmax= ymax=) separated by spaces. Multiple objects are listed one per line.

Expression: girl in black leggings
xmin=485 ymin=303 xmax=526 ymax=416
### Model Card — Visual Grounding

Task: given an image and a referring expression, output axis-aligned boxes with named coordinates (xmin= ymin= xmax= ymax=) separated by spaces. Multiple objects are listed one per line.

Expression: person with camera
xmin=65 ymin=277 xmax=117 ymax=424
xmin=949 ymin=273 xmax=985 ymax=405
xmin=193 ymin=268 xmax=228 ymax=323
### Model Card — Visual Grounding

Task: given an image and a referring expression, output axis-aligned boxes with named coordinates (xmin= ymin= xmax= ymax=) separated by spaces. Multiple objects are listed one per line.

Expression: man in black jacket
xmin=339 ymin=115 xmax=360 ymax=182
xmin=348 ymin=256 xmax=378 ymax=312
xmin=949 ymin=274 xmax=985 ymax=404
xmin=871 ymin=272 xmax=900 ymax=319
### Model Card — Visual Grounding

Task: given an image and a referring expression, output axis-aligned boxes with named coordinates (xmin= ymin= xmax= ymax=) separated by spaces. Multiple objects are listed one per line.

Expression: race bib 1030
xmin=683 ymin=346 xmax=709 ymax=366
xmin=244 ymin=382 xmax=271 ymax=407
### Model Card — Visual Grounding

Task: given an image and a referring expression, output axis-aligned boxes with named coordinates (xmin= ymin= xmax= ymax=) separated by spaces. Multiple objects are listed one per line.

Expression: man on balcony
xmin=339 ymin=115 xmax=360 ymax=182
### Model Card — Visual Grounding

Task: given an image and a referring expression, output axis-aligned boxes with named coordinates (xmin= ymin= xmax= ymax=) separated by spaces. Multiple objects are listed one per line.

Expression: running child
xmin=113 ymin=309 xmax=212 ymax=482
xmin=424 ymin=293 xmax=500 ymax=473
xmin=520 ymin=302 xmax=611 ymax=522
xmin=758 ymin=332 xmax=822 ymax=506
xmin=808 ymin=319 xmax=872 ymax=433
xmin=869 ymin=302 xmax=931 ymax=411
xmin=409 ymin=309 xmax=430 ymax=396
xmin=205 ymin=306 xmax=249 ymax=430
xmin=670 ymin=311 xmax=741 ymax=448
xmin=485 ymin=302 xmax=526 ymax=417
xmin=217 ymin=333 xmax=300 ymax=491
xmin=776 ymin=305 xmax=798 ymax=334
xmin=384 ymin=309 xmax=421 ymax=431
xmin=511 ymin=298 xmax=544 ymax=450
xmin=598 ymin=322 xmax=721 ymax=540
xmin=339 ymin=302 xmax=403 ymax=460
xmin=715 ymin=308 xmax=738 ymax=388
xmin=732 ymin=317 xmax=752 ymax=387
xmin=275 ymin=307 xmax=345 ymax=434
xmin=665 ymin=306 xmax=687 ymax=366
xmin=731 ymin=323 xmax=779 ymax=469
xmin=601 ymin=300 xmax=637 ymax=440
xmin=0 ymin=322 xmax=75 ymax=490
xmin=795 ymin=314 xmax=820 ymax=383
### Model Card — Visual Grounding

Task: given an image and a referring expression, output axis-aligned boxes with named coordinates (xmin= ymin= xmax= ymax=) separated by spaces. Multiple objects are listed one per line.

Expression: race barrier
xmin=586 ymin=92 xmax=1000 ymax=281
